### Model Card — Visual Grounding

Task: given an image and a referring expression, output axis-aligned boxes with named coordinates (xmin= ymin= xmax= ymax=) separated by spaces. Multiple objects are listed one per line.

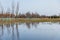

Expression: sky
xmin=0 ymin=0 xmax=60 ymax=15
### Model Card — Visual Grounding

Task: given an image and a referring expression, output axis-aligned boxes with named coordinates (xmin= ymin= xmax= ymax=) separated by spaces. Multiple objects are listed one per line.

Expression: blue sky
xmin=0 ymin=0 xmax=60 ymax=15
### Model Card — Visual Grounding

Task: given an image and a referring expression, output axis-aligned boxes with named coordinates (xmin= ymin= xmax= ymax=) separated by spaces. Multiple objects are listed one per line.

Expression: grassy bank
xmin=0 ymin=18 xmax=60 ymax=24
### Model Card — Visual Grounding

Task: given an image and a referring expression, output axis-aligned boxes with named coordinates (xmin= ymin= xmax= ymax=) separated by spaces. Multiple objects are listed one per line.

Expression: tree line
xmin=0 ymin=1 xmax=60 ymax=18
xmin=0 ymin=12 xmax=60 ymax=18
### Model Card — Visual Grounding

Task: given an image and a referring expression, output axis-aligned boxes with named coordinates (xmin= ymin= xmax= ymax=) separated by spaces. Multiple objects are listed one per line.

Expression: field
xmin=0 ymin=18 xmax=60 ymax=24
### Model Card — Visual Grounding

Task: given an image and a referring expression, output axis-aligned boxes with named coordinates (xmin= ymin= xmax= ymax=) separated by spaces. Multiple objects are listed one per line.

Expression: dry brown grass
xmin=0 ymin=18 xmax=60 ymax=24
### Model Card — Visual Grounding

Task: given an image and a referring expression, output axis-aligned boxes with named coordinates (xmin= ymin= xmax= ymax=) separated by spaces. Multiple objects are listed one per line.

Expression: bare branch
xmin=0 ymin=2 xmax=4 ymax=14
xmin=11 ymin=1 xmax=15 ymax=18
xmin=16 ymin=2 xmax=19 ymax=17
xmin=12 ymin=1 xmax=15 ymax=14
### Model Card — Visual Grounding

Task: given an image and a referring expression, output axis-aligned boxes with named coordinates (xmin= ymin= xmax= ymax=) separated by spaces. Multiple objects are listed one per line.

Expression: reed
xmin=0 ymin=18 xmax=60 ymax=24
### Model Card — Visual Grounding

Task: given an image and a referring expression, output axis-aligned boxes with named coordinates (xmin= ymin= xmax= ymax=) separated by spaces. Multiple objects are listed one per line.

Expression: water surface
xmin=0 ymin=22 xmax=60 ymax=40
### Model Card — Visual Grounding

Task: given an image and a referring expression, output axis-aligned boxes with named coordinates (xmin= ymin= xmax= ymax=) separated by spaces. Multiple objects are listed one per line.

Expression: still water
xmin=0 ymin=22 xmax=60 ymax=40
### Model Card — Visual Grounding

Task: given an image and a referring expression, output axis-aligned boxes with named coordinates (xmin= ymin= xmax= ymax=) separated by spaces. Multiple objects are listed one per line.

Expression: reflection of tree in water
xmin=0 ymin=22 xmax=39 ymax=40
xmin=16 ymin=23 xmax=19 ymax=40
xmin=10 ymin=23 xmax=19 ymax=40
xmin=11 ymin=24 xmax=14 ymax=27
xmin=25 ymin=22 xmax=31 ymax=29
xmin=0 ymin=24 xmax=4 ymax=40
xmin=0 ymin=23 xmax=20 ymax=40
xmin=11 ymin=24 xmax=14 ymax=40
xmin=5 ymin=24 xmax=11 ymax=34
xmin=4 ymin=23 xmax=20 ymax=40
xmin=58 ymin=22 xmax=60 ymax=24
xmin=18 ymin=22 xmax=23 ymax=25
xmin=1 ymin=24 xmax=3 ymax=36
xmin=25 ymin=22 xmax=39 ymax=29
xmin=32 ymin=22 xmax=39 ymax=28
xmin=52 ymin=22 xmax=60 ymax=24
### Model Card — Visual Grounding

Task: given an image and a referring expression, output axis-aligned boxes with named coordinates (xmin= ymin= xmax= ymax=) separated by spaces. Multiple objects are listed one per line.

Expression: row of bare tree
xmin=0 ymin=1 xmax=60 ymax=18
xmin=0 ymin=12 xmax=60 ymax=18
xmin=0 ymin=1 xmax=19 ymax=18
xmin=15 ymin=12 xmax=60 ymax=18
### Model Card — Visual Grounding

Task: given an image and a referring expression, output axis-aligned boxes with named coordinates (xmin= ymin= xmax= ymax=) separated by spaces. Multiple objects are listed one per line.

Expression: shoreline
xmin=0 ymin=18 xmax=60 ymax=24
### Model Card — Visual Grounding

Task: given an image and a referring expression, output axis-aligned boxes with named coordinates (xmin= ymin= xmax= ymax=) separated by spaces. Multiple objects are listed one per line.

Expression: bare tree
xmin=0 ymin=2 xmax=4 ymax=21
xmin=26 ymin=12 xmax=31 ymax=18
xmin=11 ymin=1 xmax=15 ymax=18
xmin=0 ymin=3 xmax=3 ymax=16
xmin=6 ymin=7 xmax=10 ymax=18
xmin=16 ymin=2 xmax=19 ymax=18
